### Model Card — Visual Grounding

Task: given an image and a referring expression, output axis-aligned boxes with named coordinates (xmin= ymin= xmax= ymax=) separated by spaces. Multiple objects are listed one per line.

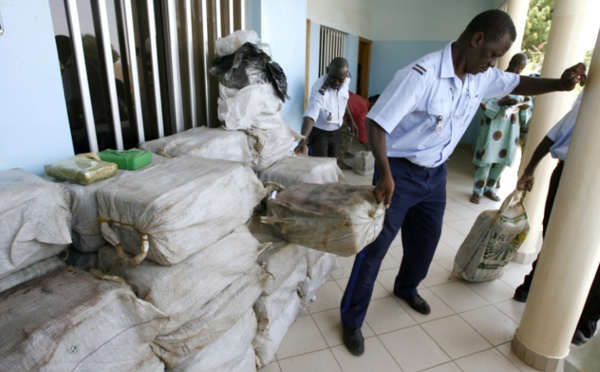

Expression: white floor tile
xmin=379 ymin=325 xmax=451 ymax=372
xmin=331 ymin=337 xmax=402 ymax=372
xmin=278 ymin=349 xmax=342 ymax=372
xmin=454 ymin=348 xmax=521 ymax=372
xmin=494 ymin=299 xmax=526 ymax=323
xmin=441 ymin=224 xmax=462 ymax=239
xmin=498 ymin=265 xmax=529 ymax=289
xmin=421 ymin=261 xmax=454 ymax=288
xmin=433 ymin=241 xmax=457 ymax=260
xmin=275 ymin=314 xmax=328 ymax=359
xmin=330 ymin=255 xmax=357 ymax=280
xmin=440 ymin=235 xmax=467 ymax=250
xmin=364 ymin=296 xmax=416 ymax=334
xmin=335 ymin=277 xmax=388 ymax=300
xmin=421 ymin=362 xmax=463 ymax=371
xmin=380 ymin=253 xmax=400 ymax=270
xmin=444 ymin=217 xmax=477 ymax=236
xmin=260 ymin=360 xmax=282 ymax=372
xmin=436 ymin=257 xmax=456 ymax=273
xmin=429 ymin=281 xmax=488 ymax=313
xmin=421 ymin=315 xmax=491 ymax=359
xmin=461 ymin=305 xmax=519 ymax=346
xmin=376 ymin=268 xmax=397 ymax=295
xmin=467 ymin=278 xmax=516 ymax=304
xmin=396 ymin=288 xmax=456 ymax=323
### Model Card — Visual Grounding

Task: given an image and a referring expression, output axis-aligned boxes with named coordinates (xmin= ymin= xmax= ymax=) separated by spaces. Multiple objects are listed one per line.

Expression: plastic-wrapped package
xmin=45 ymin=154 xmax=118 ymax=185
xmin=262 ymin=183 xmax=385 ymax=256
xmin=210 ymin=42 xmax=289 ymax=102
xmin=215 ymin=29 xmax=261 ymax=57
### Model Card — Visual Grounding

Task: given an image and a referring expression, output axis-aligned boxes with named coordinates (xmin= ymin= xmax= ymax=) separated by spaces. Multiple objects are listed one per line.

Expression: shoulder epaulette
xmin=412 ymin=64 xmax=426 ymax=75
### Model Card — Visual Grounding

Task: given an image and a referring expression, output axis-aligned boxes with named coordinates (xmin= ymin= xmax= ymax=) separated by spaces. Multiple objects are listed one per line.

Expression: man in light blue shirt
xmin=340 ymin=9 xmax=586 ymax=357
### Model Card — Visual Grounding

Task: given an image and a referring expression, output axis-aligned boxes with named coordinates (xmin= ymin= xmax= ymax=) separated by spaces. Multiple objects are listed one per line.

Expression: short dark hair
xmin=464 ymin=9 xmax=517 ymax=42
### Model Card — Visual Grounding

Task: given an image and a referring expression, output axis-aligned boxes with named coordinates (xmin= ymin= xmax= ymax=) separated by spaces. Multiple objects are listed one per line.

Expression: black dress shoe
xmin=513 ymin=285 xmax=529 ymax=303
xmin=342 ymin=325 xmax=364 ymax=356
xmin=395 ymin=293 xmax=431 ymax=315
xmin=571 ymin=329 xmax=587 ymax=346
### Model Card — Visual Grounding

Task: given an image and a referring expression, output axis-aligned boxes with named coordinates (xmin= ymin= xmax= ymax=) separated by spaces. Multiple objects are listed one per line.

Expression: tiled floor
xmin=261 ymin=146 xmax=553 ymax=372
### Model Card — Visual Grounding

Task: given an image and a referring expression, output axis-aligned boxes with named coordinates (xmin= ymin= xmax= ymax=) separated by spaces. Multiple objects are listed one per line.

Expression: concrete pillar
xmin=514 ymin=0 xmax=588 ymax=263
xmin=497 ymin=0 xmax=530 ymax=70
xmin=512 ymin=30 xmax=600 ymax=371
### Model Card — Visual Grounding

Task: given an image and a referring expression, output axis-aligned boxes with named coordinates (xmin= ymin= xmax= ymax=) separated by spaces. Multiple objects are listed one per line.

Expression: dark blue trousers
xmin=340 ymin=158 xmax=447 ymax=329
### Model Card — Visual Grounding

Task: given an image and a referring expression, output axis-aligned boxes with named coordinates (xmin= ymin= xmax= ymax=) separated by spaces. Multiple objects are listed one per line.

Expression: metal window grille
xmin=53 ymin=0 xmax=244 ymax=153
xmin=319 ymin=26 xmax=346 ymax=76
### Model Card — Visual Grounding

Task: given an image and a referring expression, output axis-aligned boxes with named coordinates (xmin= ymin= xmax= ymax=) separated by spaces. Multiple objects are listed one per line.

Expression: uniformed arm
xmin=516 ymin=136 xmax=555 ymax=191
xmin=294 ymin=116 xmax=314 ymax=155
xmin=511 ymin=63 xmax=586 ymax=96
xmin=345 ymin=105 xmax=358 ymax=138
xmin=367 ymin=118 xmax=394 ymax=208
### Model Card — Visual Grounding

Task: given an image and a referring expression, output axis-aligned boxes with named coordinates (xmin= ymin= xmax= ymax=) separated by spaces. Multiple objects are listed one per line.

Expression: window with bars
xmin=319 ymin=26 xmax=346 ymax=76
xmin=49 ymin=0 xmax=244 ymax=154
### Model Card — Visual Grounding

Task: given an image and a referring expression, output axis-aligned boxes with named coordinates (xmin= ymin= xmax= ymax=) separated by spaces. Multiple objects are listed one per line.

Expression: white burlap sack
xmin=0 ymin=267 xmax=167 ymax=372
xmin=215 ymin=29 xmax=261 ymax=57
xmin=96 ymin=225 xmax=259 ymax=334
xmin=169 ymin=309 xmax=257 ymax=372
xmin=305 ymin=248 xmax=325 ymax=278
xmin=254 ymin=259 xmax=307 ymax=366
xmin=452 ymin=190 xmax=529 ymax=282
xmin=256 ymin=236 xmax=308 ymax=296
xmin=0 ymin=169 xmax=71 ymax=279
xmin=218 ymin=84 xmax=283 ymax=131
xmin=139 ymin=126 xmax=257 ymax=166
xmin=302 ymin=253 xmax=337 ymax=308
xmin=247 ymin=118 xmax=303 ymax=172
xmin=62 ymin=155 xmax=170 ymax=253
xmin=258 ymin=155 xmax=345 ymax=187
xmin=0 ymin=256 xmax=65 ymax=294
xmin=262 ymin=183 xmax=385 ymax=256
xmin=97 ymin=157 xmax=265 ymax=265
xmin=152 ymin=265 xmax=264 ymax=368
xmin=352 ymin=150 xmax=375 ymax=176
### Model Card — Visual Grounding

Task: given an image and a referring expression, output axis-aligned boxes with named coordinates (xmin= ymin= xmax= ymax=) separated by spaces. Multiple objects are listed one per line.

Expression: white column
xmin=512 ymin=30 xmax=600 ymax=371
xmin=497 ymin=0 xmax=530 ymax=70
xmin=514 ymin=0 xmax=588 ymax=263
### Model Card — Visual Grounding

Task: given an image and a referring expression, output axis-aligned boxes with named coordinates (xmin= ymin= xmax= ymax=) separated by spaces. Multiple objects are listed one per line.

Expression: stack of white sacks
xmin=0 ymin=169 xmax=167 ymax=370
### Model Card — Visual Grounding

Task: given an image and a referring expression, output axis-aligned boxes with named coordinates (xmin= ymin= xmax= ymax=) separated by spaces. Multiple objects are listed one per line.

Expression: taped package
xmin=45 ymin=154 xmax=117 ymax=185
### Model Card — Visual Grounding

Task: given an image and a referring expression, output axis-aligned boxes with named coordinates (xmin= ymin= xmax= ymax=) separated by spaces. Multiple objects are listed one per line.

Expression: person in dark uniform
xmin=339 ymin=9 xmax=586 ymax=356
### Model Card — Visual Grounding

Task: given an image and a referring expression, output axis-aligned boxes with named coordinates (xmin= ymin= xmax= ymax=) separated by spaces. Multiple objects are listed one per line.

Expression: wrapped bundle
xmin=302 ymin=253 xmax=337 ymax=307
xmin=254 ymin=260 xmax=307 ymax=366
xmin=139 ymin=126 xmax=257 ymax=166
xmin=258 ymin=155 xmax=345 ymax=187
xmin=0 ymin=267 xmax=167 ymax=372
xmin=247 ymin=118 xmax=302 ymax=172
xmin=45 ymin=154 xmax=117 ymax=185
xmin=262 ymin=183 xmax=385 ymax=256
xmin=255 ymin=235 xmax=308 ymax=296
xmin=152 ymin=265 xmax=264 ymax=368
xmin=217 ymin=84 xmax=283 ymax=131
xmin=97 ymin=157 xmax=265 ymax=265
xmin=353 ymin=150 xmax=375 ymax=176
xmin=62 ymin=155 xmax=170 ymax=253
xmin=169 ymin=309 xmax=257 ymax=372
xmin=0 ymin=256 xmax=65 ymax=294
xmin=96 ymin=226 xmax=259 ymax=334
xmin=0 ymin=169 xmax=71 ymax=279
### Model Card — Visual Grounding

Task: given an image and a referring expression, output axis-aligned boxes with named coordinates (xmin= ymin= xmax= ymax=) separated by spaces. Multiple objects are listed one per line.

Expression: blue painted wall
xmin=0 ymin=0 xmax=74 ymax=175
xmin=248 ymin=0 xmax=307 ymax=135
xmin=368 ymin=40 xmax=449 ymax=96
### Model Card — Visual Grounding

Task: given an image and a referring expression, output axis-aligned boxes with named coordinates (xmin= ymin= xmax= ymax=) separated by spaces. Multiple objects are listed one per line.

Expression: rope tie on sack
xmin=98 ymin=217 xmax=150 ymax=265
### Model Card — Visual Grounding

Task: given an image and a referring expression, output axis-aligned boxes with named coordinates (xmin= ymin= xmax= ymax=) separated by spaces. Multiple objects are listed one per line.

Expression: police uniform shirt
xmin=304 ymin=75 xmax=350 ymax=131
xmin=367 ymin=42 xmax=520 ymax=168
xmin=547 ymin=89 xmax=584 ymax=161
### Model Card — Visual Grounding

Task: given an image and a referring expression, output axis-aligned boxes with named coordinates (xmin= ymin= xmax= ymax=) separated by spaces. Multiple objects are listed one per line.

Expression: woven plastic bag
xmin=452 ymin=190 xmax=529 ymax=282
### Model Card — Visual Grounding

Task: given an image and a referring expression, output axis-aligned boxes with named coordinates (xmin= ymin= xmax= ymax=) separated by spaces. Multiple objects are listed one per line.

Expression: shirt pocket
xmin=425 ymin=100 xmax=450 ymax=134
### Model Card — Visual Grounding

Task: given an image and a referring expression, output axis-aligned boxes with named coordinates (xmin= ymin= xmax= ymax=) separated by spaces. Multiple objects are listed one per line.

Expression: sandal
xmin=469 ymin=194 xmax=480 ymax=204
xmin=484 ymin=190 xmax=501 ymax=201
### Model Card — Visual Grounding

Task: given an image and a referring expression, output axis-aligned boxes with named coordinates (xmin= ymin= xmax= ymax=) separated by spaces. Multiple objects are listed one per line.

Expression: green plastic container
xmin=98 ymin=149 xmax=152 ymax=170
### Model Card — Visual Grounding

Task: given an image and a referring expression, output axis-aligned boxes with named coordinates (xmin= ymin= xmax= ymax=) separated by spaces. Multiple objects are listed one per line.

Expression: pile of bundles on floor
xmin=0 ymin=30 xmax=386 ymax=371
